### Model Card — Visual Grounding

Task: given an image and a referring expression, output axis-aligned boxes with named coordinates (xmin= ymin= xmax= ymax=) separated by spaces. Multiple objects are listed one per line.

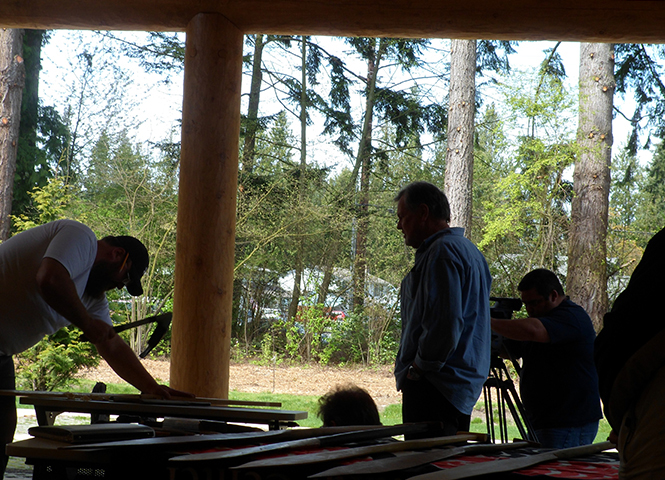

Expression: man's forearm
xmin=95 ymin=335 xmax=161 ymax=394
xmin=491 ymin=317 xmax=550 ymax=343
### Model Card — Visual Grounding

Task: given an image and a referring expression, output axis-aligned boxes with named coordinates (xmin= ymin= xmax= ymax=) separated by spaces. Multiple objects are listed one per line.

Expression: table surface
xmin=19 ymin=396 xmax=308 ymax=426
xmin=6 ymin=437 xmax=620 ymax=480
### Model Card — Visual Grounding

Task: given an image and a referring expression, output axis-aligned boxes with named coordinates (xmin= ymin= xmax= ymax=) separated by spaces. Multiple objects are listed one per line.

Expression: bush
xmin=15 ymin=326 xmax=100 ymax=391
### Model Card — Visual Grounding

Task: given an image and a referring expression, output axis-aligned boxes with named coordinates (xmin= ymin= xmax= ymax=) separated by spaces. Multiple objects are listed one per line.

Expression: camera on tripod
xmin=490 ymin=296 xmax=523 ymax=319
xmin=484 ymin=295 xmax=538 ymax=443
xmin=489 ymin=297 xmax=522 ymax=356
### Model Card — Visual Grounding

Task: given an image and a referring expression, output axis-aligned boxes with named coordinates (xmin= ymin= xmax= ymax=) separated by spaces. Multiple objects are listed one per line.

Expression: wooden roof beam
xmin=2 ymin=0 xmax=665 ymax=43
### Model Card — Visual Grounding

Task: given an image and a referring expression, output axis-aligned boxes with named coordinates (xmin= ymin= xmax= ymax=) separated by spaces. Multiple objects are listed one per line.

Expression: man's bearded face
xmin=85 ymin=261 xmax=119 ymax=298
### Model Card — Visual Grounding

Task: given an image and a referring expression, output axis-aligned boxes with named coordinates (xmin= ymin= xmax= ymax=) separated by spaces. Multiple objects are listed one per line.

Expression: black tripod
xmin=483 ymin=354 xmax=538 ymax=443
xmin=484 ymin=297 xmax=538 ymax=444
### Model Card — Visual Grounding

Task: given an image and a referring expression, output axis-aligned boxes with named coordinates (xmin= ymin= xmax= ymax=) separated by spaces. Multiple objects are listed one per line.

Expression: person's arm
xmin=95 ymin=334 xmax=193 ymax=398
xmin=491 ymin=316 xmax=550 ymax=343
xmin=36 ymin=257 xmax=114 ymax=344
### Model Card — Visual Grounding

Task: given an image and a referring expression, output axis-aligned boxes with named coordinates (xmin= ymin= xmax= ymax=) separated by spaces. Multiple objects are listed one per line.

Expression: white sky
xmin=38 ymin=33 xmax=649 ymax=169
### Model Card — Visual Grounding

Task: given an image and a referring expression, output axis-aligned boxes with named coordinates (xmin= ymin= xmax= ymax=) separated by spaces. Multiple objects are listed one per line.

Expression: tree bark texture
xmin=13 ymin=29 xmax=44 ymax=217
xmin=444 ymin=39 xmax=476 ymax=237
xmin=240 ymin=34 xmax=264 ymax=174
xmin=352 ymin=40 xmax=380 ymax=312
xmin=568 ymin=42 xmax=614 ymax=331
xmin=170 ymin=14 xmax=242 ymax=397
xmin=0 ymin=28 xmax=24 ymax=241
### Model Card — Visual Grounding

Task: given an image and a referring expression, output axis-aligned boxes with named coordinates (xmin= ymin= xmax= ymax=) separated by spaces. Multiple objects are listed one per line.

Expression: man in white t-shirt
xmin=0 ymin=219 xmax=191 ymax=477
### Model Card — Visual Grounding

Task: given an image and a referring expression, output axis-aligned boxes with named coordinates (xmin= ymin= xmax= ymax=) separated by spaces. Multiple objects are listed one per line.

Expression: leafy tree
xmin=13 ymin=30 xmax=69 ymax=224
xmin=320 ymin=37 xmax=445 ymax=311
xmin=614 ymin=44 xmax=665 ymax=155
xmin=606 ymin=146 xmax=645 ymax=301
xmin=640 ymin=136 xmax=665 ymax=229
xmin=479 ymin=67 xmax=576 ymax=293
xmin=77 ymin=129 xmax=179 ymax=355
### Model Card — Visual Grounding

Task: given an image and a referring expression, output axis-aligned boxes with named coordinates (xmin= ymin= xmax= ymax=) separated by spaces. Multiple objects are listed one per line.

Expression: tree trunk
xmin=287 ymin=37 xmax=308 ymax=324
xmin=352 ymin=39 xmax=381 ymax=312
xmin=568 ymin=43 xmax=614 ymax=330
xmin=13 ymin=29 xmax=44 ymax=216
xmin=241 ymin=34 xmax=264 ymax=175
xmin=444 ymin=39 xmax=476 ymax=236
xmin=0 ymin=28 xmax=25 ymax=241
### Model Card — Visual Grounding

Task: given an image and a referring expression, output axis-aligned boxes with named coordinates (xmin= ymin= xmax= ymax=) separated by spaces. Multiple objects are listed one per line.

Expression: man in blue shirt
xmin=492 ymin=268 xmax=602 ymax=448
xmin=394 ymin=181 xmax=492 ymax=439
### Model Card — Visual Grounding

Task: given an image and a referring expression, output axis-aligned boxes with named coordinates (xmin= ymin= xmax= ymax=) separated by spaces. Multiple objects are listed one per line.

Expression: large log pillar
xmin=170 ymin=13 xmax=242 ymax=397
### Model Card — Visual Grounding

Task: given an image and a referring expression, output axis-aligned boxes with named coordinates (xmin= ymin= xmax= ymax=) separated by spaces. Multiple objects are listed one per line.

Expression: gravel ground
xmin=76 ymin=359 xmax=402 ymax=409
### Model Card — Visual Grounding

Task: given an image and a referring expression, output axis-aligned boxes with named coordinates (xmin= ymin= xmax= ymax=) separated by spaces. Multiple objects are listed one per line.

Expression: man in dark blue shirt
xmin=491 ymin=268 xmax=602 ymax=448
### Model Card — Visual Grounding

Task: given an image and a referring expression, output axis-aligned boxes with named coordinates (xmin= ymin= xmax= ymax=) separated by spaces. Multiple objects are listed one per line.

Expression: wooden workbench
xmin=19 ymin=395 xmax=307 ymax=430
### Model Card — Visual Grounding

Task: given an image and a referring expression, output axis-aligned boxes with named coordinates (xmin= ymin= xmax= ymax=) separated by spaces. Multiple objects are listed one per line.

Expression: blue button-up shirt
xmin=395 ymin=227 xmax=492 ymax=415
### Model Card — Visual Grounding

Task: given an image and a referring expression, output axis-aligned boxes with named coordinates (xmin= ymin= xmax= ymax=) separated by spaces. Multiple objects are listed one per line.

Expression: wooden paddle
xmin=65 ymin=425 xmax=392 ymax=451
xmin=308 ymin=440 xmax=530 ymax=477
xmin=231 ymin=433 xmax=485 ymax=470
xmin=169 ymin=423 xmax=444 ymax=464
xmin=0 ymin=389 xmax=281 ymax=408
xmin=407 ymin=441 xmax=615 ymax=480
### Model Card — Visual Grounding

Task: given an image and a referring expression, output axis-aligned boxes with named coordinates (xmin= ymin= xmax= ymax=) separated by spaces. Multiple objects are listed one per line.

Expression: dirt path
xmin=78 ymin=359 xmax=402 ymax=408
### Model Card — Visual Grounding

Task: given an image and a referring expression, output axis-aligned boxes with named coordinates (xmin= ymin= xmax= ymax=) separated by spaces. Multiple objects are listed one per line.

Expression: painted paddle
xmin=66 ymin=425 xmax=390 ymax=450
xmin=407 ymin=441 xmax=615 ymax=480
xmin=308 ymin=441 xmax=530 ymax=477
xmin=231 ymin=433 xmax=485 ymax=470
xmin=169 ymin=423 xmax=444 ymax=464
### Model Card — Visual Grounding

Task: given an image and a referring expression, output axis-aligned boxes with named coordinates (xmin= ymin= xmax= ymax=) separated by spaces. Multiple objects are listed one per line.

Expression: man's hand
xmin=143 ymin=385 xmax=196 ymax=400
xmin=407 ymin=362 xmax=423 ymax=381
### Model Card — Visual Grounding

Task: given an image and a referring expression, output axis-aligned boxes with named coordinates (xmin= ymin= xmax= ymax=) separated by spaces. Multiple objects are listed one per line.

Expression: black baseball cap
xmin=104 ymin=235 xmax=149 ymax=296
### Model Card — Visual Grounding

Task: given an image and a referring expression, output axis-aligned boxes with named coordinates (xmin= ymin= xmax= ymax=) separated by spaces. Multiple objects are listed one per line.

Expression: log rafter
xmin=1 ymin=0 xmax=665 ymax=43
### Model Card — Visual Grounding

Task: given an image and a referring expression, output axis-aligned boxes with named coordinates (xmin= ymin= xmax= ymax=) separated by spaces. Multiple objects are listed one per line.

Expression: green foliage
xmin=476 ymin=68 xmax=576 ymax=292
xmin=13 ymin=30 xmax=71 ymax=222
xmin=15 ymin=327 xmax=100 ymax=391
xmin=614 ymin=44 xmax=665 ymax=154
xmin=11 ymin=173 xmax=73 ymax=232
xmin=319 ymin=304 xmax=400 ymax=366
xmin=77 ymin=129 xmax=179 ymax=353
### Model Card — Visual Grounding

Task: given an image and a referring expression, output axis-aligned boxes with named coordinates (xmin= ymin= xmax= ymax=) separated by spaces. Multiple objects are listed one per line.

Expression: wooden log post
xmin=170 ymin=13 xmax=243 ymax=398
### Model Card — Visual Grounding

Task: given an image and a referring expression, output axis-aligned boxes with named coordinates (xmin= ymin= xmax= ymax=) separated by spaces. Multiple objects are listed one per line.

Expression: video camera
xmin=490 ymin=296 xmax=523 ymax=319
xmin=489 ymin=297 xmax=523 ymax=357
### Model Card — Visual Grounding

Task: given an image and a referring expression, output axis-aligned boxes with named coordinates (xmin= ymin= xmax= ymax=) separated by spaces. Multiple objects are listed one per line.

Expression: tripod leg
xmin=497 ymin=363 xmax=539 ymax=443
xmin=483 ymin=384 xmax=496 ymax=443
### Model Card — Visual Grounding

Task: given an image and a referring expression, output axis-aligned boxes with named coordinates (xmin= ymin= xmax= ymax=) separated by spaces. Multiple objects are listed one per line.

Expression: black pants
xmin=0 ymin=355 xmax=16 ymax=479
xmin=401 ymin=377 xmax=470 ymax=440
